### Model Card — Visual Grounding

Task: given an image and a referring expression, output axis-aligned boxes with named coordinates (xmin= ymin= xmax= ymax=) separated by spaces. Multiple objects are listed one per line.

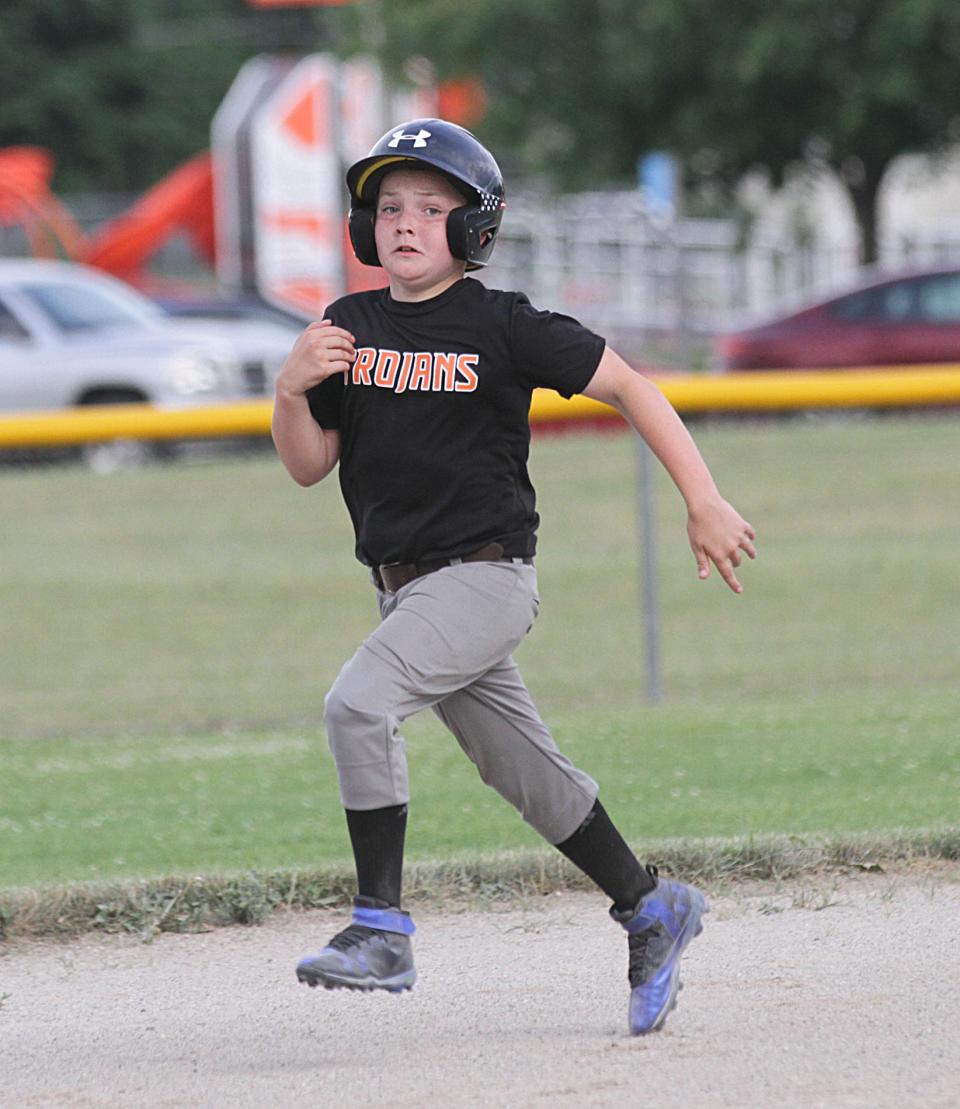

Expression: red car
xmin=716 ymin=268 xmax=960 ymax=370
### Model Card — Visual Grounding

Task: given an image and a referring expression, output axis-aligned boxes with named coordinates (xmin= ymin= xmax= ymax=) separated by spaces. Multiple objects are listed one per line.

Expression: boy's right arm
xmin=271 ymin=320 xmax=355 ymax=486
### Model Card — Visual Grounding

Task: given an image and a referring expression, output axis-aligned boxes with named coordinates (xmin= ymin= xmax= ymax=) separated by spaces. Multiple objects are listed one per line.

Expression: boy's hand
xmin=276 ymin=319 xmax=356 ymax=399
xmin=686 ymin=497 xmax=757 ymax=594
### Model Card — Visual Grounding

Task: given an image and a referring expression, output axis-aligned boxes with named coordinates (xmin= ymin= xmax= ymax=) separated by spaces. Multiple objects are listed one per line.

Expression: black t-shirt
xmin=307 ymin=277 xmax=605 ymax=567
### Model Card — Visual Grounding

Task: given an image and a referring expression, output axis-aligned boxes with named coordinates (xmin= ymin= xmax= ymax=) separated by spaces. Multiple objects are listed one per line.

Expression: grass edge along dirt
xmin=2 ymin=826 xmax=958 ymax=942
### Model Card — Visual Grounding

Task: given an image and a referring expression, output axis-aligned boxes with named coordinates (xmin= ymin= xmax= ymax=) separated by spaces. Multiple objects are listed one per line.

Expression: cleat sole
xmin=296 ymin=967 xmax=415 ymax=993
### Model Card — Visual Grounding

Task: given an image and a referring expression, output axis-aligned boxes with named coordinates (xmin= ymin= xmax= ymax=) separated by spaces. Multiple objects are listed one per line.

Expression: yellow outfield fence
xmin=533 ymin=365 xmax=960 ymax=422
xmin=2 ymin=366 xmax=960 ymax=448
xmin=0 ymin=400 xmax=274 ymax=449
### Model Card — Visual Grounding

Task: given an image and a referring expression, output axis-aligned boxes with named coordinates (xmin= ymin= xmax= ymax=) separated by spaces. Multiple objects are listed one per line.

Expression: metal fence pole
xmin=634 ymin=433 xmax=663 ymax=702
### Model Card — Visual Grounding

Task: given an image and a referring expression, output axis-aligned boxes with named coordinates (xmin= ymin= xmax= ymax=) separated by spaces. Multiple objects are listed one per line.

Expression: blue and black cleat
xmin=296 ymin=896 xmax=416 ymax=994
xmin=611 ymin=867 xmax=708 ymax=1034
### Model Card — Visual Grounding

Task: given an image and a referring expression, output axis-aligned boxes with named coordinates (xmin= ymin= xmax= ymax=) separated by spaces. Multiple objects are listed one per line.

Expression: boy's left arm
xmin=583 ymin=347 xmax=757 ymax=594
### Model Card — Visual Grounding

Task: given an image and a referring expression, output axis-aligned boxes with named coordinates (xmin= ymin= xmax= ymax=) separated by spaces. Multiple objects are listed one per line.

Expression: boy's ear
xmin=348 ymin=207 xmax=380 ymax=267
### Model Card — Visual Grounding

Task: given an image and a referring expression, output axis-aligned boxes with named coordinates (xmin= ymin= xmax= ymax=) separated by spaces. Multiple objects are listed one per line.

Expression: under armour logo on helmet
xmin=388 ymin=128 xmax=431 ymax=149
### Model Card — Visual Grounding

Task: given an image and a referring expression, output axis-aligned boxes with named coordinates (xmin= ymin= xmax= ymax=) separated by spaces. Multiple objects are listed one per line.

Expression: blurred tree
xmin=0 ymin=0 xmax=269 ymax=192
xmin=361 ymin=0 xmax=960 ymax=264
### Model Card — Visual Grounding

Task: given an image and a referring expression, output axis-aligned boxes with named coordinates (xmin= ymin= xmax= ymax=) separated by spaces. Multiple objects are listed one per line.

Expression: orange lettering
xmin=395 ymin=352 xmax=414 ymax=393
xmin=455 ymin=353 xmax=479 ymax=392
xmin=355 ymin=348 xmax=480 ymax=393
xmin=374 ymin=349 xmax=400 ymax=388
xmin=433 ymin=352 xmax=457 ymax=391
xmin=352 ymin=346 xmax=376 ymax=386
xmin=408 ymin=352 xmax=433 ymax=391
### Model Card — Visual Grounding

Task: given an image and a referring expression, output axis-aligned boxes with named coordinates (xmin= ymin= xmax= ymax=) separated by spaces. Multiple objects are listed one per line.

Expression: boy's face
xmin=374 ymin=168 xmax=468 ymax=301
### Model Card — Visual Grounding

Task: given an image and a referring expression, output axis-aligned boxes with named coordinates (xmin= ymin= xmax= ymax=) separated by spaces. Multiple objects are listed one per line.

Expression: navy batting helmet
xmin=346 ymin=119 xmax=505 ymax=270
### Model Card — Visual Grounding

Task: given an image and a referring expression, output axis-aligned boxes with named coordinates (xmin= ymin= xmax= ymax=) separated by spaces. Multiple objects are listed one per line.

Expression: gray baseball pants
xmin=323 ymin=559 xmax=598 ymax=845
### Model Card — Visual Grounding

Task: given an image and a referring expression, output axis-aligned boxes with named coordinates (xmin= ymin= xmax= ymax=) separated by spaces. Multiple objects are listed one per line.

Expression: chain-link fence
xmin=480 ymin=190 xmax=960 ymax=368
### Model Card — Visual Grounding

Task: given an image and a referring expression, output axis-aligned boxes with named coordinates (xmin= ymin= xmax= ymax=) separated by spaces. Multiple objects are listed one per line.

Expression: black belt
xmin=373 ymin=541 xmax=534 ymax=593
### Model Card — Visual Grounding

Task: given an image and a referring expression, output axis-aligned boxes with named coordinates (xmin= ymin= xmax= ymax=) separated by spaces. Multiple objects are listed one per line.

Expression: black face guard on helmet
xmin=346 ymin=118 xmax=506 ymax=271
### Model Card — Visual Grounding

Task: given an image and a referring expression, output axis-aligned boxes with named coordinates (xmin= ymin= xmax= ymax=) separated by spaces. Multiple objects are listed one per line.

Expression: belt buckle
xmin=378 ymin=560 xmax=399 ymax=593
xmin=377 ymin=560 xmax=419 ymax=593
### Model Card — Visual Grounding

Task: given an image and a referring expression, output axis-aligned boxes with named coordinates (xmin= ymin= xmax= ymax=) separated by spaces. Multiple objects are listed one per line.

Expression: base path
xmin=2 ymin=867 xmax=958 ymax=1108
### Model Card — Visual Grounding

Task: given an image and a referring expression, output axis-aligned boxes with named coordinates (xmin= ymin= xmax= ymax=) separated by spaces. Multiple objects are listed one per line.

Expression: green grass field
xmin=2 ymin=415 xmax=958 ymax=889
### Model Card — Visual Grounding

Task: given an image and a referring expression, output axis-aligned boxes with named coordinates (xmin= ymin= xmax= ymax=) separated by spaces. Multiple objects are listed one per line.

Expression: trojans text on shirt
xmin=350 ymin=347 xmax=479 ymax=394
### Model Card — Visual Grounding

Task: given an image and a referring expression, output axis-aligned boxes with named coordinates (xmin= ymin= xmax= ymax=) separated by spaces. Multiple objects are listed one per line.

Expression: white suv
xmin=0 ymin=258 xmax=300 ymax=411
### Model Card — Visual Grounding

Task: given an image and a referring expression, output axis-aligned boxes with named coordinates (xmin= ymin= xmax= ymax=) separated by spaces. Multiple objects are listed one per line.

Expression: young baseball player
xmin=273 ymin=120 xmax=756 ymax=1035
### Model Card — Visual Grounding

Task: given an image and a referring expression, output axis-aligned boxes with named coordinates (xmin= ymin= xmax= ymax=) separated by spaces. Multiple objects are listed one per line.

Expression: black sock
xmin=344 ymin=804 xmax=407 ymax=908
xmin=553 ymin=799 xmax=656 ymax=913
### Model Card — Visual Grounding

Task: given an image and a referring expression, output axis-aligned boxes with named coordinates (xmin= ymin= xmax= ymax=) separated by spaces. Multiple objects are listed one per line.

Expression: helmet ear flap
xmin=446 ymin=205 xmax=501 ymax=270
xmin=351 ymin=200 xmax=502 ymax=271
xmin=348 ymin=207 xmax=380 ymax=267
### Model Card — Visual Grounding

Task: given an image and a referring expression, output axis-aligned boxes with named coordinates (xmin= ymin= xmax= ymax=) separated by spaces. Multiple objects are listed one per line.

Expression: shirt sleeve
xmin=306 ymin=374 xmax=343 ymax=429
xmin=305 ymin=301 xmax=347 ymax=429
xmin=508 ymin=294 xmax=606 ymax=398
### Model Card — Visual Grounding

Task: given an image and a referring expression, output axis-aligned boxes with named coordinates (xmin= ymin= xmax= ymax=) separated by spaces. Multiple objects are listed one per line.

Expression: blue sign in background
xmin=637 ymin=150 xmax=679 ymax=216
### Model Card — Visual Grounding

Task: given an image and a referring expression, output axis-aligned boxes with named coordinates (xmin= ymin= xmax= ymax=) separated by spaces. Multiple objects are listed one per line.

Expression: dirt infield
xmin=2 ymin=866 xmax=959 ymax=1108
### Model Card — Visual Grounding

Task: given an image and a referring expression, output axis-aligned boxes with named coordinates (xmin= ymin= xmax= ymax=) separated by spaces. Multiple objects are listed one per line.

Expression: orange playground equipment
xmin=0 ymin=144 xmax=216 ymax=292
